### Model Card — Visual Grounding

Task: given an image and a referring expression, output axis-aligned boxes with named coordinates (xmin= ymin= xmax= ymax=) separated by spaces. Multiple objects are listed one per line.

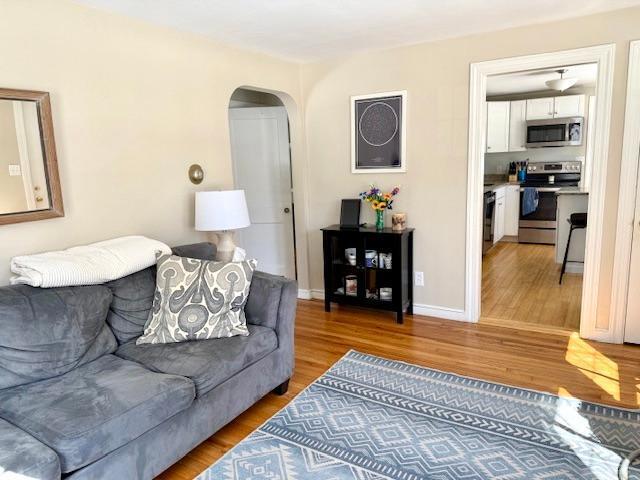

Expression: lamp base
xmin=215 ymin=231 xmax=235 ymax=263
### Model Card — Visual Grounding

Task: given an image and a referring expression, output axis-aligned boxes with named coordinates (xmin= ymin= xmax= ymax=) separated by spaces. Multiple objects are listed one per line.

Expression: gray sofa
xmin=0 ymin=242 xmax=297 ymax=479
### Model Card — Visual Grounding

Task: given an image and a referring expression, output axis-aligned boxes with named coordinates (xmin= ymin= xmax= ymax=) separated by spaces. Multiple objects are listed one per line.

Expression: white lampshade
xmin=195 ymin=190 xmax=250 ymax=231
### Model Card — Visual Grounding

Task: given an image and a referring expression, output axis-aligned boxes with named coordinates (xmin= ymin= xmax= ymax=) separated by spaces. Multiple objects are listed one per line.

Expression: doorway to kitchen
xmin=466 ymin=45 xmax=616 ymax=342
xmin=481 ymin=63 xmax=596 ymax=332
xmin=228 ymin=87 xmax=297 ymax=279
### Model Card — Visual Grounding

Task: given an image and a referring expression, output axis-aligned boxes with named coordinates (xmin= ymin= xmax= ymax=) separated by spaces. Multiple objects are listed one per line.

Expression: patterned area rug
xmin=198 ymin=350 xmax=640 ymax=479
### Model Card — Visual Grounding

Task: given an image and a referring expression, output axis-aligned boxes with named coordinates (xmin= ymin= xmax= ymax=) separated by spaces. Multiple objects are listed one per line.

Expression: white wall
xmin=0 ymin=0 xmax=306 ymax=285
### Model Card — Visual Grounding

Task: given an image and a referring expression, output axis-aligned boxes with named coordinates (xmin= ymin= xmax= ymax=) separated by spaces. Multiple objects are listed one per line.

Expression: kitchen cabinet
xmin=526 ymin=97 xmax=555 ymax=120
xmin=493 ymin=187 xmax=506 ymax=244
xmin=486 ymin=101 xmax=510 ymax=153
xmin=526 ymin=95 xmax=585 ymax=120
xmin=554 ymin=94 xmax=585 ymax=117
xmin=504 ymin=185 xmax=520 ymax=236
xmin=508 ymin=100 xmax=527 ymax=152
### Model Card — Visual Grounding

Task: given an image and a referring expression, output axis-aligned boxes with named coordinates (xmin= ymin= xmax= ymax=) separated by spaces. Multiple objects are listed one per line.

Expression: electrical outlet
xmin=414 ymin=271 xmax=424 ymax=287
xmin=8 ymin=164 xmax=21 ymax=176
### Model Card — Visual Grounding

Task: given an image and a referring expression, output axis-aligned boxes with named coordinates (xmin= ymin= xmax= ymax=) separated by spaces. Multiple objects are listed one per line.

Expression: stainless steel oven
xmin=518 ymin=161 xmax=581 ymax=245
xmin=526 ymin=117 xmax=583 ymax=148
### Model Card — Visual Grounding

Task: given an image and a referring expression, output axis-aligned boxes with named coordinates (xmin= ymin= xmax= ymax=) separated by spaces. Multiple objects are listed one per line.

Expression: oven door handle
xmin=519 ymin=187 xmax=561 ymax=192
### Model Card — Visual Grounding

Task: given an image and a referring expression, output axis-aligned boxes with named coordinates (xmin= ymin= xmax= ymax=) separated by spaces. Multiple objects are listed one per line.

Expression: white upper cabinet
xmin=508 ymin=100 xmax=527 ymax=152
xmin=486 ymin=101 xmax=510 ymax=153
xmin=526 ymin=97 xmax=555 ymax=120
xmin=553 ymin=94 xmax=585 ymax=117
xmin=526 ymin=95 xmax=585 ymax=120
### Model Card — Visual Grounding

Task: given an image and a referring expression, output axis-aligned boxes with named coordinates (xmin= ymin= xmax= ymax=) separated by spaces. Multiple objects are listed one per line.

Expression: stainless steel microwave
xmin=525 ymin=117 xmax=583 ymax=148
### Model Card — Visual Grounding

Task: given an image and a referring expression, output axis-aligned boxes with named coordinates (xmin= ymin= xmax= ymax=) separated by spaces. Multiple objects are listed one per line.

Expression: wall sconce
xmin=189 ymin=164 xmax=204 ymax=184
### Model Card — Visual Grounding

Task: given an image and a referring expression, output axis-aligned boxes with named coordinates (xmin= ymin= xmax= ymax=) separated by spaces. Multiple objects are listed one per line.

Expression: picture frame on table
xmin=351 ymin=90 xmax=407 ymax=174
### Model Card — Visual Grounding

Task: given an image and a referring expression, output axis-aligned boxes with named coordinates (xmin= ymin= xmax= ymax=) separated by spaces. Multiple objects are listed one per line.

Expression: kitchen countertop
xmin=483 ymin=181 xmax=520 ymax=193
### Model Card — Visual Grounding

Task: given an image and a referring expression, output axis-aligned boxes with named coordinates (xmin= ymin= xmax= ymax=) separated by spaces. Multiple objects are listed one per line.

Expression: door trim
xmin=466 ymin=44 xmax=616 ymax=343
xmin=611 ymin=40 xmax=640 ymax=343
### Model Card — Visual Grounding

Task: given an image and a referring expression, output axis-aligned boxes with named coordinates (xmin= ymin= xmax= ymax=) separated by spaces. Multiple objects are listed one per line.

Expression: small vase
xmin=375 ymin=210 xmax=385 ymax=231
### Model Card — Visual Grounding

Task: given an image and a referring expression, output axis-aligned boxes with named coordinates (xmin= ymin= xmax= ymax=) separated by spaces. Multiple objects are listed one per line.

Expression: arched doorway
xmin=228 ymin=87 xmax=297 ymax=279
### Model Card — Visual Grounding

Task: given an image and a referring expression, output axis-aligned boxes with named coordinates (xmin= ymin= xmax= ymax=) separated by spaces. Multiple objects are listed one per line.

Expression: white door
xmin=526 ymin=98 xmax=554 ymax=120
xmin=228 ymin=107 xmax=295 ymax=279
xmin=624 ymin=148 xmax=640 ymax=343
xmin=508 ymin=100 xmax=527 ymax=152
xmin=486 ymin=101 xmax=510 ymax=153
xmin=554 ymin=94 xmax=585 ymax=117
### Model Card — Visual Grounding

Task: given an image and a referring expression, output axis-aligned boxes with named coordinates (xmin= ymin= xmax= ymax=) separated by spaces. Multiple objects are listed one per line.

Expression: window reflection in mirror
xmin=0 ymin=98 xmax=51 ymax=215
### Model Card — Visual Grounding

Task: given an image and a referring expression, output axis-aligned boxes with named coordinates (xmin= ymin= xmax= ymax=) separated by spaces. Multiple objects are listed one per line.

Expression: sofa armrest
xmin=245 ymin=271 xmax=297 ymax=354
xmin=0 ymin=417 xmax=61 ymax=480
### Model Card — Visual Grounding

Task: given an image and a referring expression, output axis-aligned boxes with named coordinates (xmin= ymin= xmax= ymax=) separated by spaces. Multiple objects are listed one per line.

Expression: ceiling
xmin=72 ymin=0 xmax=640 ymax=62
xmin=487 ymin=63 xmax=598 ymax=96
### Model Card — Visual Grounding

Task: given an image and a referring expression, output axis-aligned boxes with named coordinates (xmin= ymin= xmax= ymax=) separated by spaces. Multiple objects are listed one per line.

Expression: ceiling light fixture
xmin=545 ymin=69 xmax=577 ymax=92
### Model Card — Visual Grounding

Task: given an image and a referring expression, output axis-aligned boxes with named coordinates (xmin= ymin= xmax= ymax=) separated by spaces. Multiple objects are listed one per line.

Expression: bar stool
xmin=559 ymin=212 xmax=587 ymax=284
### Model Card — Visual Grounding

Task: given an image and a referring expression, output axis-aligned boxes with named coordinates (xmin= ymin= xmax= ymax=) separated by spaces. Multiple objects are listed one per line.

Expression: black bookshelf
xmin=321 ymin=225 xmax=414 ymax=323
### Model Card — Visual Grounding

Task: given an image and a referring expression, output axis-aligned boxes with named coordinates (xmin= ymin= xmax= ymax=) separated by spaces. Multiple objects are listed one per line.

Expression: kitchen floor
xmin=481 ymin=242 xmax=582 ymax=331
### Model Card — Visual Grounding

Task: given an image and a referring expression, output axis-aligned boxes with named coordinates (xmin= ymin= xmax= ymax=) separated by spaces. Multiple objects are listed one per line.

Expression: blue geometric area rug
xmin=198 ymin=350 xmax=640 ymax=480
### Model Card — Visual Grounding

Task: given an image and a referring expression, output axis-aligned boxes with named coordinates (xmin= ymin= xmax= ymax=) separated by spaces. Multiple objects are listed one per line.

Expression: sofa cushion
xmin=171 ymin=242 xmax=217 ymax=260
xmin=0 ymin=284 xmax=117 ymax=389
xmin=245 ymin=271 xmax=285 ymax=329
xmin=104 ymin=243 xmax=217 ymax=345
xmin=104 ymin=266 xmax=156 ymax=344
xmin=116 ymin=324 xmax=277 ymax=396
xmin=0 ymin=417 xmax=60 ymax=480
xmin=0 ymin=354 xmax=195 ymax=473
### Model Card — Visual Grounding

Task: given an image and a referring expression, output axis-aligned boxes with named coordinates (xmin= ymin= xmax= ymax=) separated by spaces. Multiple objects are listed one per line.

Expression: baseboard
xmin=297 ymin=289 xmax=312 ymax=300
xmin=563 ymin=262 xmax=584 ymax=274
xmin=302 ymin=289 xmax=468 ymax=322
xmin=412 ymin=303 xmax=468 ymax=322
xmin=311 ymin=289 xmax=325 ymax=300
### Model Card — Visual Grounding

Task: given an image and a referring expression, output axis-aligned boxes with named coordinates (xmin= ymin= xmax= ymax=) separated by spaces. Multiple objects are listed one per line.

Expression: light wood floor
xmin=481 ymin=242 xmax=583 ymax=331
xmin=158 ymin=300 xmax=640 ymax=479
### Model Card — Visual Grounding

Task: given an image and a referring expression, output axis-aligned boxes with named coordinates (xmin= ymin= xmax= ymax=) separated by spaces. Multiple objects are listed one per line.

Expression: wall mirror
xmin=0 ymin=88 xmax=63 ymax=225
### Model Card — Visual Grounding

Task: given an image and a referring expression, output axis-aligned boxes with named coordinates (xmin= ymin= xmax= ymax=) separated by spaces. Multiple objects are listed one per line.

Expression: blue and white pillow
xmin=137 ymin=254 xmax=257 ymax=345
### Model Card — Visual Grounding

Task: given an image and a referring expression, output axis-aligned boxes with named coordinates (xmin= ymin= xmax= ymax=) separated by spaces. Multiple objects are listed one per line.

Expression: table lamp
xmin=195 ymin=190 xmax=250 ymax=262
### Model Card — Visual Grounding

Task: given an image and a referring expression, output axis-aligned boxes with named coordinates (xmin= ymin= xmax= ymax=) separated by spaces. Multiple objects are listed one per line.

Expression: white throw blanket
xmin=10 ymin=236 xmax=171 ymax=287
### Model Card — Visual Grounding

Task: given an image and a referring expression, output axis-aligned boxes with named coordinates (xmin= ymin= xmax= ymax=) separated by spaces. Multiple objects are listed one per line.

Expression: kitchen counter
xmin=483 ymin=181 xmax=520 ymax=193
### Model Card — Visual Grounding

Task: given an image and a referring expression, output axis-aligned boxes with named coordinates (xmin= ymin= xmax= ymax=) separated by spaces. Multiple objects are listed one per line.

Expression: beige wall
xmin=0 ymin=101 xmax=28 ymax=215
xmin=301 ymin=7 xmax=640 ymax=328
xmin=0 ymin=0 xmax=306 ymax=285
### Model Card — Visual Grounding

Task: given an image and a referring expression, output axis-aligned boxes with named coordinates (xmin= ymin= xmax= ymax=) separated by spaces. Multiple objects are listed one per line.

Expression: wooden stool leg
xmin=559 ymin=225 xmax=574 ymax=285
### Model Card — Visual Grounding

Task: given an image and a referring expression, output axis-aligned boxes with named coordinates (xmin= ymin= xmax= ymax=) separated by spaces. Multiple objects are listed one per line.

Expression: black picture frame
xmin=351 ymin=90 xmax=407 ymax=173
xmin=340 ymin=199 xmax=361 ymax=228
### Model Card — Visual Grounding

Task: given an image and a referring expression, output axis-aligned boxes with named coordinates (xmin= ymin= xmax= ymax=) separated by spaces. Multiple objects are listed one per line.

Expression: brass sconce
xmin=188 ymin=164 xmax=204 ymax=184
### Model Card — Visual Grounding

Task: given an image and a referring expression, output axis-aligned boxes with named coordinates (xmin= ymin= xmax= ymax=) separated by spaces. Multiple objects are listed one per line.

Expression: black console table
xmin=322 ymin=225 xmax=414 ymax=323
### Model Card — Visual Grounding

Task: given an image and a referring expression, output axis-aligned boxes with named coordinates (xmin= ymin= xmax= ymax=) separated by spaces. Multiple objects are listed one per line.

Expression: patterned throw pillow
xmin=136 ymin=254 xmax=257 ymax=345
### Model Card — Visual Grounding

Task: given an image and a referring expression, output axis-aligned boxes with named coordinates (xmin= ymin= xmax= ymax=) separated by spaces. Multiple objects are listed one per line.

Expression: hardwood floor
xmin=158 ymin=299 xmax=640 ymax=479
xmin=481 ymin=242 xmax=582 ymax=331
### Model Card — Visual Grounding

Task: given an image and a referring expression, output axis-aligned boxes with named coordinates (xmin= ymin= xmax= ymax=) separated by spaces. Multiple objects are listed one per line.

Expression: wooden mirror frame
xmin=0 ymin=88 xmax=64 ymax=225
